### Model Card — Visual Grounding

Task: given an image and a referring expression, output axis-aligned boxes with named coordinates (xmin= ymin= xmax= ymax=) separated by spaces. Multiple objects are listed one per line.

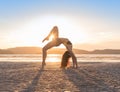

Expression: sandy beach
xmin=0 ymin=62 xmax=120 ymax=92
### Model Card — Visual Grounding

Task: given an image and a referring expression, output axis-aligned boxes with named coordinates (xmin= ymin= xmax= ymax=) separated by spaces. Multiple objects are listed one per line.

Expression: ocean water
xmin=0 ymin=54 xmax=120 ymax=62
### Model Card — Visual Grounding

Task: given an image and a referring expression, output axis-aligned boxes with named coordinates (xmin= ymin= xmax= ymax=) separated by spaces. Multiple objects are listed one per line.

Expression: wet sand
xmin=0 ymin=62 xmax=120 ymax=92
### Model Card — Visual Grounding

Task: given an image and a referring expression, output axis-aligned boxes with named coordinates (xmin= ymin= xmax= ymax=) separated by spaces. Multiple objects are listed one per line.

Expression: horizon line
xmin=0 ymin=46 xmax=120 ymax=51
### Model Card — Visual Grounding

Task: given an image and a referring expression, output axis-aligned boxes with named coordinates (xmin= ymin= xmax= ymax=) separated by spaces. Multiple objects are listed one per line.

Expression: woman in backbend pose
xmin=42 ymin=26 xmax=78 ymax=68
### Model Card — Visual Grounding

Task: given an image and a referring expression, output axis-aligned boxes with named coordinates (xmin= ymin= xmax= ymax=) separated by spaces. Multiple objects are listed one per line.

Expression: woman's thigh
xmin=43 ymin=41 xmax=56 ymax=50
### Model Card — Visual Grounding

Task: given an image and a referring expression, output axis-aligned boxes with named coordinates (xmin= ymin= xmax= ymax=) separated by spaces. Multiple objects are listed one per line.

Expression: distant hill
xmin=0 ymin=49 xmax=12 ymax=54
xmin=7 ymin=47 xmax=42 ymax=54
xmin=47 ymin=48 xmax=89 ymax=54
xmin=0 ymin=47 xmax=120 ymax=54
xmin=73 ymin=49 xmax=89 ymax=54
xmin=4 ymin=47 xmax=90 ymax=54
xmin=90 ymin=49 xmax=120 ymax=54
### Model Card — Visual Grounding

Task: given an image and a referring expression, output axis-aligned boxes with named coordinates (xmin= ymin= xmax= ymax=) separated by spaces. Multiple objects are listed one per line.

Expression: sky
xmin=0 ymin=0 xmax=120 ymax=50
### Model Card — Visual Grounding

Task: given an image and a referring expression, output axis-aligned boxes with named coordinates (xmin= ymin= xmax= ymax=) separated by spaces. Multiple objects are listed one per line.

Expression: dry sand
xmin=0 ymin=62 xmax=120 ymax=92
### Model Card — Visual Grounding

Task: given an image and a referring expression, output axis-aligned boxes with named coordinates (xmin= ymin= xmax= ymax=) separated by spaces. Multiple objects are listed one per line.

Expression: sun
xmin=9 ymin=15 xmax=89 ymax=48
xmin=49 ymin=35 xmax=54 ymax=41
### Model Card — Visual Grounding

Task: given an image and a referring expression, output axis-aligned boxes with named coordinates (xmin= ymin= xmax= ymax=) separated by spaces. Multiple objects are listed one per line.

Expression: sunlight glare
xmin=49 ymin=35 xmax=54 ymax=41
xmin=47 ymin=57 xmax=59 ymax=62
xmin=9 ymin=15 xmax=89 ymax=48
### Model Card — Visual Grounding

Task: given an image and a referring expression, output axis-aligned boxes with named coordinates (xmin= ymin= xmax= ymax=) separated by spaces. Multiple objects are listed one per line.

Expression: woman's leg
xmin=42 ymin=43 xmax=53 ymax=63
xmin=42 ymin=41 xmax=56 ymax=67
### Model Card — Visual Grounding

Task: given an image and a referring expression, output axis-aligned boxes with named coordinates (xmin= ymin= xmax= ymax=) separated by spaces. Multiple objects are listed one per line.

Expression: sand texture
xmin=0 ymin=62 xmax=120 ymax=92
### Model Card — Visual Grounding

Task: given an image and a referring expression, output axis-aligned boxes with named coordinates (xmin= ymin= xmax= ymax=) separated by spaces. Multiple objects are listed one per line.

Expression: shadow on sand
xmin=63 ymin=67 xmax=117 ymax=92
xmin=63 ymin=68 xmax=81 ymax=91
xmin=22 ymin=68 xmax=44 ymax=92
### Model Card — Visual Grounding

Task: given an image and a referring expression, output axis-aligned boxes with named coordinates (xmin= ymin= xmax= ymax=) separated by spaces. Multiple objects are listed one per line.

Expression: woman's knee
xmin=42 ymin=47 xmax=47 ymax=53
